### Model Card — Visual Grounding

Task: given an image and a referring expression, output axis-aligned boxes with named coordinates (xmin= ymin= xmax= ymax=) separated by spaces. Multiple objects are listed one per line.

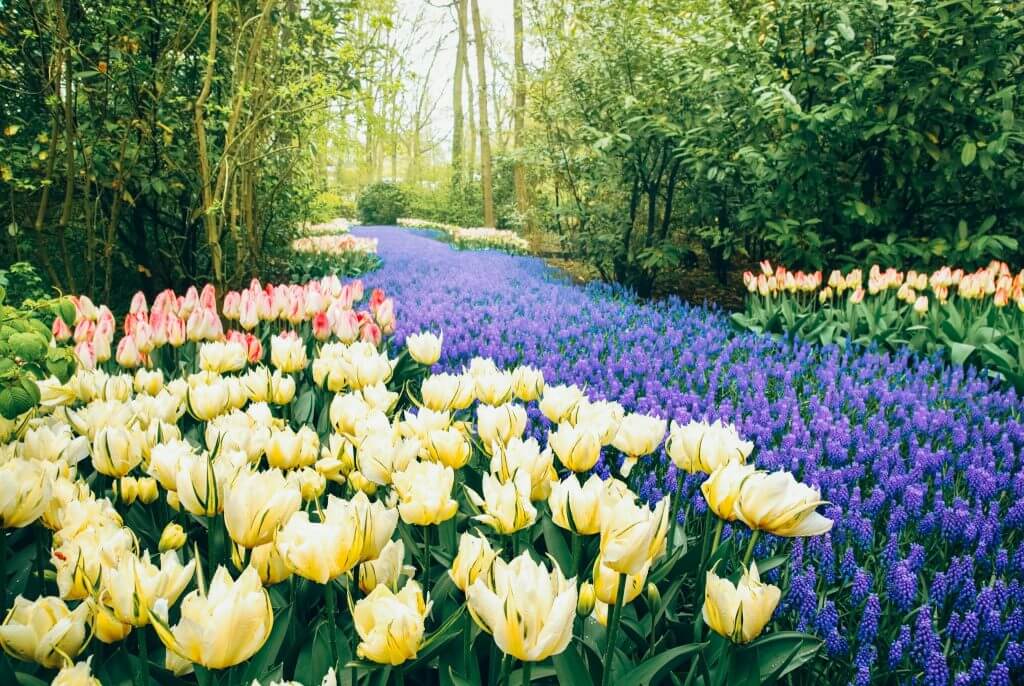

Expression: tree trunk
xmin=512 ymin=0 xmax=530 ymax=229
xmin=464 ymin=42 xmax=477 ymax=181
xmin=194 ymin=0 xmax=222 ymax=285
xmin=451 ymin=0 xmax=468 ymax=183
xmin=470 ymin=0 xmax=495 ymax=227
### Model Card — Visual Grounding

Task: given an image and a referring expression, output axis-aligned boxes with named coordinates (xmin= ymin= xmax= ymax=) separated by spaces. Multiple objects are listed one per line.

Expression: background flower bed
xmin=356 ymin=226 xmax=1024 ymax=684
xmin=396 ymin=218 xmax=530 ymax=255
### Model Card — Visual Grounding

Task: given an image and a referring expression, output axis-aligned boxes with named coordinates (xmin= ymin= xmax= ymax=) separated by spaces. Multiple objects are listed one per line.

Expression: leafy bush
xmin=732 ymin=261 xmax=1024 ymax=390
xmin=0 ymin=288 xmax=77 ymax=419
xmin=357 ymin=182 xmax=407 ymax=225
xmin=0 ymin=262 xmax=49 ymax=306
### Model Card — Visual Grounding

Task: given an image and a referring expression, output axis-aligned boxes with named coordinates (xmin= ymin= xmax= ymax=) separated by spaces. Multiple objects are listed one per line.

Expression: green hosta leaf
xmin=0 ymin=382 xmax=35 ymax=419
xmin=8 ymin=331 xmax=47 ymax=362
xmin=948 ymin=342 xmax=976 ymax=366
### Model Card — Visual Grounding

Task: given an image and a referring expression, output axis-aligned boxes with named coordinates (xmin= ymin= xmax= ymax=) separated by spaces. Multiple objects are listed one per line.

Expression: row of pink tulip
xmin=54 ymin=277 xmax=395 ymax=370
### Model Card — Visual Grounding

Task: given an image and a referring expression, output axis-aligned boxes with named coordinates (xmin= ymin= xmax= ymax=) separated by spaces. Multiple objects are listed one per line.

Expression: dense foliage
xmin=529 ymin=0 xmax=1024 ymax=294
xmin=356 ymin=182 xmax=407 ymax=226
xmin=0 ymin=0 xmax=361 ymax=304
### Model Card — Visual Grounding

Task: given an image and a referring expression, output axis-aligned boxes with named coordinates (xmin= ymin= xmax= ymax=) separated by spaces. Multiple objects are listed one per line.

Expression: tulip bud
xmin=646 ymin=582 xmax=662 ymax=612
xmin=406 ymin=332 xmax=442 ymax=366
xmin=159 ymin=523 xmax=187 ymax=552
xmin=577 ymin=582 xmax=596 ymax=617
xmin=137 ymin=477 xmax=159 ymax=504
xmin=119 ymin=476 xmax=139 ymax=505
xmin=166 ymin=491 xmax=180 ymax=512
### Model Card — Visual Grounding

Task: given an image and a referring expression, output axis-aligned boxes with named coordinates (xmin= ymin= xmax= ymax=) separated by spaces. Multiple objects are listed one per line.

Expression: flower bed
xmin=281 ymin=234 xmax=381 ymax=283
xmin=734 ymin=261 xmax=1024 ymax=391
xmin=305 ymin=218 xmax=354 ymax=235
xmin=397 ymin=218 xmax=530 ymax=255
xmin=351 ymin=227 xmax=1024 ymax=685
xmin=1 ymin=271 xmax=832 ymax=685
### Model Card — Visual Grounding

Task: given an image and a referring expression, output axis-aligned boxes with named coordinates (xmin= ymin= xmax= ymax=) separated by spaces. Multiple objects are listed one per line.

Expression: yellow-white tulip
xmin=205 ymin=410 xmax=274 ymax=463
xmin=666 ymin=419 xmax=753 ymax=474
xmin=148 ymin=439 xmax=195 ymax=491
xmin=151 ymin=566 xmax=273 ymax=669
xmin=449 ymin=532 xmax=501 ymax=593
xmin=329 ymin=391 xmax=372 ymax=435
xmin=466 ymin=552 xmax=577 ymax=662
xmin=265 ymin=427 xmax=319 ymax=470
xmin=599 ymin=494 xmax=669 ymax=576
xmin=400 ymin=408 xmax=452 ymax=442
xmin=270 ymin=334 xmax=308 ymax=373
xmin=425 ymin=427 xmax=471 ymax=469
xmin=592 ymin=554 xmax=649 ymax=605
xmin=199 ymin=340 xmax=247 ymax=373
xmin=548 ymin=423 xmax=602 ymax=473
xmin=52 ymin=522 xmax=135 ymax=600
xmin=476 ymin=403 xmax=527 ymax=452
xmin=0 ymin=458 xmax=52 ymax=528
xmin=52 ymin=658 xmax=102 ymax=686
xmin=735 ymin=470 xmax=834 ymax=537
xmin=490 ymin=437 xmax=556 ymax=501
xmin=289 ymin=467 xmax=327 ymax=501
xmin=137 ymin=477 xmax=159 ymax=504
xmin=577 ymin=582 xmax=596 ymax=617
xmin=359 ymin=539 xmax=415 ymax=594
xmin=362 ymin=383 xmax=400 ymax=413
xmin=159 ymin=523 xmax=187 ymax=552
xmin=393 ymin=460 xmax=459 ymax=525
xmin=186 ymin=378 xmax=230 ymax=421
xmin=548 ymin=473 xmax=605 ymax=535
xmin=572 ymin=399 xmax=624 ymax=444
xmin=224 ymin=467 xmax=301 ymax=548
xmin=467 ymin=470 xmax=537 ymax=534
xmin=420 ymin=373 xmax=475 ymax=411
xmin=176 ymin=451 xmax=243 ymax=517
xmin=102 ymin=550 xmax=196 ymax=626
xmin=353 ymin=581 xmax=430 ymax=665
xmin=276 ymin=495 xmax=365 ymax=583
xmin=247 ymin=541 xmax=292 ymax=586
xmin=66 ymin=399 xmax=133 ymax=439
xmin=91 ymin=425 xmax=146 ymax=477
xmin=0 ymin=595 xmax=91 ymax=668
xmin=611 ymin=414 xmax=666 ymax=476
xmin=270 ymin=371 xmax=296 ymax=405
xmin=134 ymin=368 xmax=165 ymax=396
xmin=406 ymin=332 xmax=443 ymax=365
xmin=475 ymin=371 xmax=515 ymax=406
xmin=511 ymin=365 xmax=544 ymax=402
xmin=21 ymin=424 xmax=89 ymax=464
xmin=539 ymin=384 xmax=584 ymax=424
xmin=351 ymin=491 xmax=399 ymax=562
xmin=356 ymin=433 xmax=418 ymax=486
xmin=701 ymin=462 xmax=758 ymax=522
xmin=703 ymin=564 xmax=781 ymax=643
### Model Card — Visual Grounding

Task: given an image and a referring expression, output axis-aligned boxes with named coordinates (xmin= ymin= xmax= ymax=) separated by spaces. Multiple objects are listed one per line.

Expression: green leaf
xmin=961 ymin=141 xmax=977 ymax=166
xmin=541 ymin=516 xmax=574 ymax=576
xmin=749 ymin=631 xmax=822 ymax=681
xmin=552 ymin=645 xmax=594 ymax=686
xmin=617 ymin=642 xmax=705 ymax=686
xmin=948 ymin=342 xmax=976 ymax=366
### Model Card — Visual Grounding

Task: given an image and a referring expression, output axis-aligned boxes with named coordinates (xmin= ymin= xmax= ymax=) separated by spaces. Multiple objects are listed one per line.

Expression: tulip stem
xmin=423 ymin=526 xmax=432 ymax=597
xmin=601 ymin=573 xmax=627 ymax=686
xmin=521 ymin=661 xmax=532 ymax=685
xmin=134 ymin=625 xmax=150 ymax=686
xmin=742 ymin=530 xmax=760 ymax=569
xmin=324 ymin=581 xmax=341 ymax=676
xmin=571 ymin=534 xmax=581 ymax=577
xmin=498 ymin=654 xmax=512 ymax=686
xmin=669 ymin=474 xmax=685 ymax=553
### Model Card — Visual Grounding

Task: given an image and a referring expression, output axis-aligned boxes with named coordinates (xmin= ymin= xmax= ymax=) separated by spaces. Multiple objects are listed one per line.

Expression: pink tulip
xmin=850 ymin=288 xmax=865 ymax=304
xmin=332 ymin=308 xmax=360 ymax=343
xmin=75 ymin=342 xmax=97 ymax=370
xmin=52 ymin=316 xmax=72 ymax=342
xmin=370 ymin=288 xmax=386 ymax=312
xmin=116 ymin=336 xmax=142 ymax=368
xmin=312 ymin=312 xmax=332 ymax=341
xmin=129 ymin=291 xmax=149 ymax=315
xmin=239 ymin=292 xmax=259 ymax=330
xmin=351 ymin=280 xmax=364 ymax=302
xmin=149 ymin=311 xmax=169 ymax=347
xmin=94 ymin=335 xmax=112 ymax=363
xmin=74 ymin=319 xmax=96 ymax=344
xmin=200 ymin=283 xmax=217 ymax=310
xmin=167 ymin=316 xmax=187 ymax=347
xmin=77 ymin=295 xmax=98 ymax=321
xmin=222 ymin=291 xmax=241 ymax=320
xmin=360 ymin=320 xmax=382 ymax=346
xmin=374 ymin=298 xmax=395 ymax=335
xmin=181 ymin=286 xmax=200 ymax=317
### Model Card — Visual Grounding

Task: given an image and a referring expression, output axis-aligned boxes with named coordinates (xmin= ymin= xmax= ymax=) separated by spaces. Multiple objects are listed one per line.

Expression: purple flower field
xmin=357 ymin=225 xmax=1024 ymax=685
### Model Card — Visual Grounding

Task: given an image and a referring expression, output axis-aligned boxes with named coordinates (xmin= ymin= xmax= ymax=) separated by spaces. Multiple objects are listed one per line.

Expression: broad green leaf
xmin=617 ymin=642 xmax=705 ymax=686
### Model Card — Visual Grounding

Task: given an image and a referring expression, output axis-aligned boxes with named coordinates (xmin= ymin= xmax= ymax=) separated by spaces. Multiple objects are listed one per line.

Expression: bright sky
xmin=396 ymin=0 xmax=520 ymax=152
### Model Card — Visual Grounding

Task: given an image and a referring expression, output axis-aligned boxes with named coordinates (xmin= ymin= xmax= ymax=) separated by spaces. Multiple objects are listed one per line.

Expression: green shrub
xmin=357 ymin=182 xmax=407 ymax=225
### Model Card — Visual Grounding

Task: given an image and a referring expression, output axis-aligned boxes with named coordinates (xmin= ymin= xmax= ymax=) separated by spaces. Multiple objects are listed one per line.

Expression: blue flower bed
xmin=355 ymin=226 xmax=1024 ymax=685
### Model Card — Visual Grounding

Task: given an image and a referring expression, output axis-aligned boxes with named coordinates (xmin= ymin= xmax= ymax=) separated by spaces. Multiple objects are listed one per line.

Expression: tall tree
xmin=451 ymin=0 xmax=468 ymax=182
xmin=469 ymin=0 xmax=495 ymax=227
xmin=512 ymin=0 xmax=530 ymax=227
